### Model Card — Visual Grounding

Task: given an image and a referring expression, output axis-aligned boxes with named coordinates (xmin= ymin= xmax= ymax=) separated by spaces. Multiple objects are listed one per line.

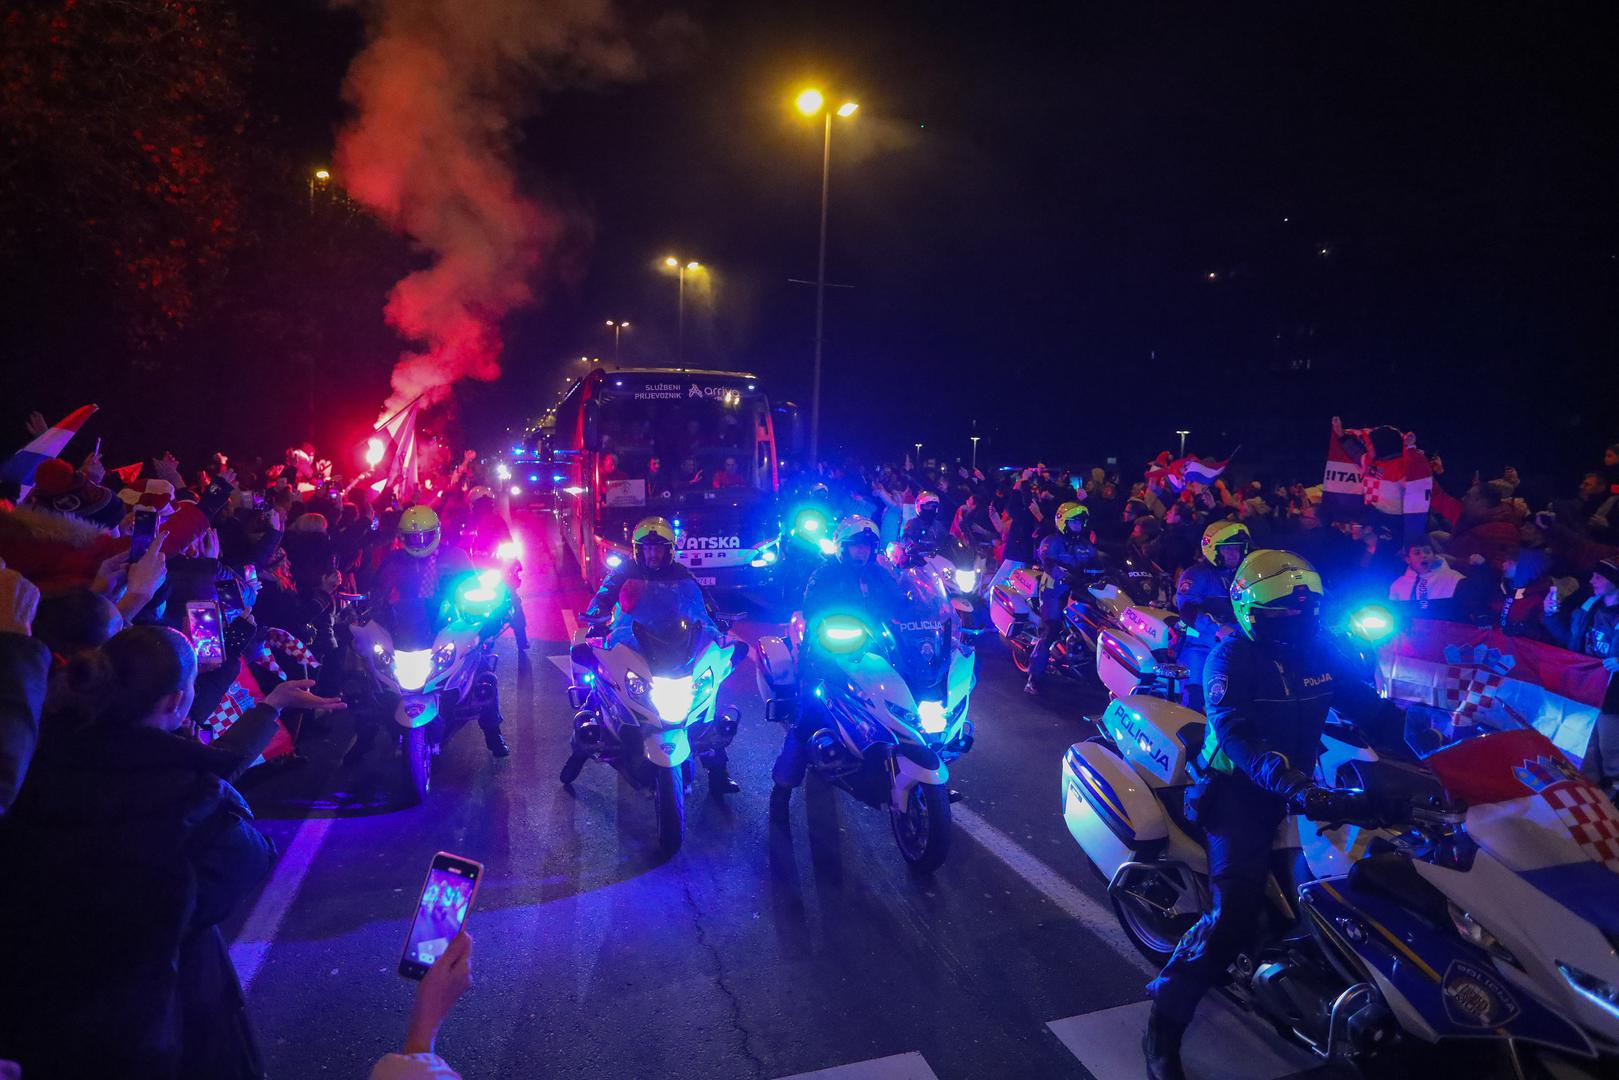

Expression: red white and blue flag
xmin=1147 ymin=453 xmax=1229 ymax=493
xmin=0 ymin=404 xmax=97 ymax=499
xmin=1377 ymin=619 xmax=1609 ymax=764
xmin=1425 ymin=729 xmax=1619 ymax=933
xmin=1321 ymin=424 xmax=1433 ymax=543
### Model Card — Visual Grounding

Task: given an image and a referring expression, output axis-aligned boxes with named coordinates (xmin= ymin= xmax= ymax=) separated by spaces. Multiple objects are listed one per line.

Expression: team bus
xmin=551 ymin=367 xmax=796 ymax=591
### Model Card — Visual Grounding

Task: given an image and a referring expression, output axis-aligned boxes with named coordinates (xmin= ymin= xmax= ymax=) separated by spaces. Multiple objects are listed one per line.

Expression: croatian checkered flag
xmin=1441 ymin=643 xmax=1526 ymax=734
xmin=255 ymin=626 xmax=320 ymax=681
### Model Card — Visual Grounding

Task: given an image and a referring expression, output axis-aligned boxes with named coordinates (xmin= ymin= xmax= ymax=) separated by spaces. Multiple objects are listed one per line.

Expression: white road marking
xmin=951 ymin=804 xmax=1158 ymax=977
xmin=775 ymin=1051 xmax=940 ymax=1080
xmin=548 ymin=654 xmax=572 ymax=676
xmin=1046 ymin=997 xmax=1321 ymax=1080
xmin=230 ymin=815 xmax=335 ymax=993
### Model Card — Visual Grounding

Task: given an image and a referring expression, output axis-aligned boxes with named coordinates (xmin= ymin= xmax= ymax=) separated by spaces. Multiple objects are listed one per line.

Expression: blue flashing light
xmin=671 ymin=518 xmax=682 ymax=530
xmin=510 ymin=444 xmax=522 ymax=454
xmin=552 ymin=473 xmax=565 ymax=483
xmin=1349 ymin=603 xmax=1397 ymax=644
xmin=529 ymin=473 xmax=539 ymax=482
xmin=582 ymin=671 xmax=595 ymax=684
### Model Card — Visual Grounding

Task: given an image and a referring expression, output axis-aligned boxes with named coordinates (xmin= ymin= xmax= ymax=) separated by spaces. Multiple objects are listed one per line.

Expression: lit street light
xmin=1175 ymin=429 xmax=1191 ymax=457
xmin=308 ymin=166 xmax=332 ymax=209
xmin=605 ymin=319 xmax=630 ymax=363
xmin=661 ymin=257 xmax=702 ymax=362
xmin=970 ymin=435 xmax=981 ymax=471
xmin=796 ymin=87 xmax=860 ymax=466
xmin=914 ymin=442 xmax=922 ymax=466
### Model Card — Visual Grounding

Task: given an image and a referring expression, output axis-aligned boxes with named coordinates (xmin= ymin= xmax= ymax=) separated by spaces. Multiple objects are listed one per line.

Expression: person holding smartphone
xmin=0 ymin=626 xmax=342 ymax=1077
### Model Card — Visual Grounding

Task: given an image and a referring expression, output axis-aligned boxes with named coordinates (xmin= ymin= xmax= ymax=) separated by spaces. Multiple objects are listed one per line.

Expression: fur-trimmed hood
xmin=0 ymin=505 xmax=126 ymax=593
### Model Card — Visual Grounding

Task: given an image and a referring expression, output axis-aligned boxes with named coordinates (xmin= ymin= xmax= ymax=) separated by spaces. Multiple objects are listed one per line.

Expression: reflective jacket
xmin=1197 ymin=633 xmax=1400 ymax=797
xmin=1033 ymin=533 xmax=1098 ymax=617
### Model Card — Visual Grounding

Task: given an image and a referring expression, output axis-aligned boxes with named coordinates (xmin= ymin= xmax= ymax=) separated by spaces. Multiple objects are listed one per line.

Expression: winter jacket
xmin=0 ymin=723 xmax=274 ymax=1079
xmin=0 ymin=632 xmax=49 ymax=815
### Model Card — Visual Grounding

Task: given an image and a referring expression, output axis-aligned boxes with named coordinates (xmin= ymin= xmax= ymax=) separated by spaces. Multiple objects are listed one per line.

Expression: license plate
xmin=696 ymin=576 xmax=716 ymax=586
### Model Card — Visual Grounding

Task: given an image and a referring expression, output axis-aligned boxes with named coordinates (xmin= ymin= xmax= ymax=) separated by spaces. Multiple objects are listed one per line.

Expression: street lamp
xmin=1175 ymin=429 xmax=1191 ymax=457
xmin=970 ymin=435 xmax=981 ymax=471
xmin=796 ymin=87 xmax=859 ymax=466
xmin=661 ymin=257 xmax=702 ymax=362
xmin=308 ymin=166 xmax=331 ymax=209
xmin=605 ymin=319 xmax=630 ymax=363
xmin=914 ymin=442 xmax=923 ymax=467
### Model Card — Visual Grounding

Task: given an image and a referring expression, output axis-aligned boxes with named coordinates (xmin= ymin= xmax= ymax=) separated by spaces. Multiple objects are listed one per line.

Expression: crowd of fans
xmin=0 ymin=417 xmax=497 ymax=1079
xmin=799 ymin=435 xmax=1619 ymax=786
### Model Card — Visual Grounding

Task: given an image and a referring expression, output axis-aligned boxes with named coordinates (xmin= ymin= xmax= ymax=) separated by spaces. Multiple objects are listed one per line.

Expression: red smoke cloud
xmin=334 ymin=0 xmax=647 ymax=417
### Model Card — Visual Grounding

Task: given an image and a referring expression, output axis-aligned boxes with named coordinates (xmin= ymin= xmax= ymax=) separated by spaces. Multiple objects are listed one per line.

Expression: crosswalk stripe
xmin=774 ymin=1051 xmax=940 ymax=1080
xmin=1046 ymin=997 xmax=1322 ymax=1080
xmin=951 ymin=804 xmax=1158 ymax=977
xmin=230 ymin=815 xmax=334 ymax=993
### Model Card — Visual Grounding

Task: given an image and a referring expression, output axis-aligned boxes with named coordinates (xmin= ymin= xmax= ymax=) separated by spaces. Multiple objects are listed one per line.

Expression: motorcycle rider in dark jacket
xmin=901 ymin=490 xmax=952 ymax=551
xmin=1173 ymin=520 xmax=1251 ymax=710
xmin=1024 ymin=502 xmax=1099 ymax=694
xmin=578 ymin=516 xmax=737 ymax=794
xmin=1142 ymin=550 xmax=1404 ymax=1080
xmin=771 ymin=515 xmax=904 ymax=822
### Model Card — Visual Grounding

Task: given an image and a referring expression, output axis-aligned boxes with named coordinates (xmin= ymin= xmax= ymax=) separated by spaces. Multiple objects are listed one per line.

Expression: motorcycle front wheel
xmin=396 ymin=724 xmax=432 ymax=808
xmin=891 ymin=781 xmax=952 ymax=874
xmin=654 ymin=765 xmax=685 ymax=856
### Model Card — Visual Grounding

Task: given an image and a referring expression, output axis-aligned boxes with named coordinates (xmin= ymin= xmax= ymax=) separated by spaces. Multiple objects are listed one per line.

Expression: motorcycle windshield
xmin=616 ymin=577 xmax=711 ymax=676
xmin=885 ymin=567 xmax=954 ymax=690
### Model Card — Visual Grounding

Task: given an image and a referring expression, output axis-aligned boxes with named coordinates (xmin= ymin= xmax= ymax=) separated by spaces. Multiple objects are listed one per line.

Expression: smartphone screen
xmin=186 ymin=600 xmax=224 ymax=671
xmin=199 ymin=477 xmax=235 ymax=521
xmin=399 ymin=852 xmax=482 ymax=980
xmin=129 ymin=507 xmax=158 ymax=563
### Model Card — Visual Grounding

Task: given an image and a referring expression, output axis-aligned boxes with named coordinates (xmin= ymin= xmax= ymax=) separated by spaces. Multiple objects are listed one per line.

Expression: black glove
xmin=1290 ymin=785 xmax=1377 ymax=825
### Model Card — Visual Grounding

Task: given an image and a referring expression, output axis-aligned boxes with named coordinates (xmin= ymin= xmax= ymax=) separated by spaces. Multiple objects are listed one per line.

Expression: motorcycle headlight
xmin=818 ymin=616 xmax=869 ymax=653
xmin=495 ymin=463 xmax=512 ymax=481
xmin=692 ymin=667 xmax=715 ymax=699
xmin=917 ymin=699 xmax=948 ymax=734
xmin=496 ymin=540 xmax=522 ymax=562
xmin=625 ymin=670 xmax=649 ymax=698
xmin=394 ymin=649 xmax=433 ymax=692
xmin=817 ymin=537 xmax=838 ymax=557
xmin=649 ymin=676 xmax=695 ymax=722
xmin=432 ymin=642 xmax=456 ymax=675
xmin=953 ymin=568 xmax=978 ymax=592
xmin=1558 ymin=961 xmax=1619 ymax=1020
xmin=1448 ymin=903 xmax=1520 ymax=967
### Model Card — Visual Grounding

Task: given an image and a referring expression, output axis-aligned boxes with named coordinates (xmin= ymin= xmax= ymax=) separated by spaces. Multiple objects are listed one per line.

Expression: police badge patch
xmin=1206 ymin=672 xmax=1228 ymax=706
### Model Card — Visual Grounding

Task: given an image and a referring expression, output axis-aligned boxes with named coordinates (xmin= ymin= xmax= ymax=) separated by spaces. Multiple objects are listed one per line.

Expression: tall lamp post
xmin=662 ymin=257 xmax=701 ymax=362
xmin=970 ymin=435 xmax=981 ymax=471
xmin=1175 ymin=429 xmax=1191 ymax=457
xmin=796 ymin=88 xmax=859 ymax=466
xmin=604 ymin=319 xmax=630 ymax=364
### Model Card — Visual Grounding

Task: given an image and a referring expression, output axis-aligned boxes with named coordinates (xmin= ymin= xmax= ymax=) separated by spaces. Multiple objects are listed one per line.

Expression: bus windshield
xmin=594 ymin=388 xmax=772 ymax=508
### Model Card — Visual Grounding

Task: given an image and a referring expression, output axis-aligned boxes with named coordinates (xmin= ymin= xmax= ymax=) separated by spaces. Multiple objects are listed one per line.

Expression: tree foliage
xmin=0 ymin=0 xmax=251 ymax=339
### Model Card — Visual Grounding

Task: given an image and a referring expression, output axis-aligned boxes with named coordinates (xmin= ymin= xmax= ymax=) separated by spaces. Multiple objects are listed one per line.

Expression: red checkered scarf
xmin=254 ymin=626 xmax=321 ymax=680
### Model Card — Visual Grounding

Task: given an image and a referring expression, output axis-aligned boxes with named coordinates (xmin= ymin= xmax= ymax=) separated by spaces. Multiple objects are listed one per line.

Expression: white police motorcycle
xmin=345 ymin=571 xmax=511 ymax=807
xmin=755 ymin=563 xmax=977 ymax=873
xmin=565 ymin=578 xmax=745 ymax=855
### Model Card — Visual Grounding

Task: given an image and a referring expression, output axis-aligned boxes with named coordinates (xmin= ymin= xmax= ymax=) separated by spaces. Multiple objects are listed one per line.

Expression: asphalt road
xmin=225 ymin=514 xmax=1321 ymax=1080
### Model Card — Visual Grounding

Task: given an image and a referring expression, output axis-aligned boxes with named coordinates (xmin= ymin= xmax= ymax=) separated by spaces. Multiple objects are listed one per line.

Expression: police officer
xmin=1143 ymin=550 xmax=1402 ymax=1080
xmin=901 ymin=491 xmax=952 ymax=551
xmin=576 ymin=516 xmax=739 ymax=794
xmin=1173 ymin=520 xmax=1251 ymax=710
xmin=1024 ymin=501 xmax=1098 ymax=695
xmin=770 ymin=515 xmax=905 ymax=822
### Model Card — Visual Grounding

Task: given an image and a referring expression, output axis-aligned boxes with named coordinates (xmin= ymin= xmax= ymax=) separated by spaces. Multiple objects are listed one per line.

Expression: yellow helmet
xmin=1229 ymin=549 xmax=1323 ymax=644
xmin=1201 ymin=520 xmax=1252 ymax=567
xmin=1056 ymin=501 xmax=1090 ymax=535
xmin=632 ymin=516 xmax=676 ymax=568
xmin=399 ymin=505 xmax=441 ymax=558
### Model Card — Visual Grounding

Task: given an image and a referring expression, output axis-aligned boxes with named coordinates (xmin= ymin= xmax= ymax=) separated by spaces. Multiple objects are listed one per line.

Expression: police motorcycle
xmin=455 ymin=490 xmax=529 ymax=650
xmin=564 ymin=577 xmax=746 ymax=856
xmin=343 ymin=571 xmax=513 ymax=806
xmin=755 ymin=562 xmax=978 ymax=874
xmin=890 ymin=535 xmax=991 ymax=633
xmin=993 ymin=557 xmax=1136 ymax=681
xmin=1062 ymin=602 xmax=1619 ymax=1071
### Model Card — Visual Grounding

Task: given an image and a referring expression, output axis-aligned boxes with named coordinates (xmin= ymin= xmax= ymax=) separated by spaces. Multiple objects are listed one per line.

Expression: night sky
xmin=4 ymin=1 xmax=1616 ymax=487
